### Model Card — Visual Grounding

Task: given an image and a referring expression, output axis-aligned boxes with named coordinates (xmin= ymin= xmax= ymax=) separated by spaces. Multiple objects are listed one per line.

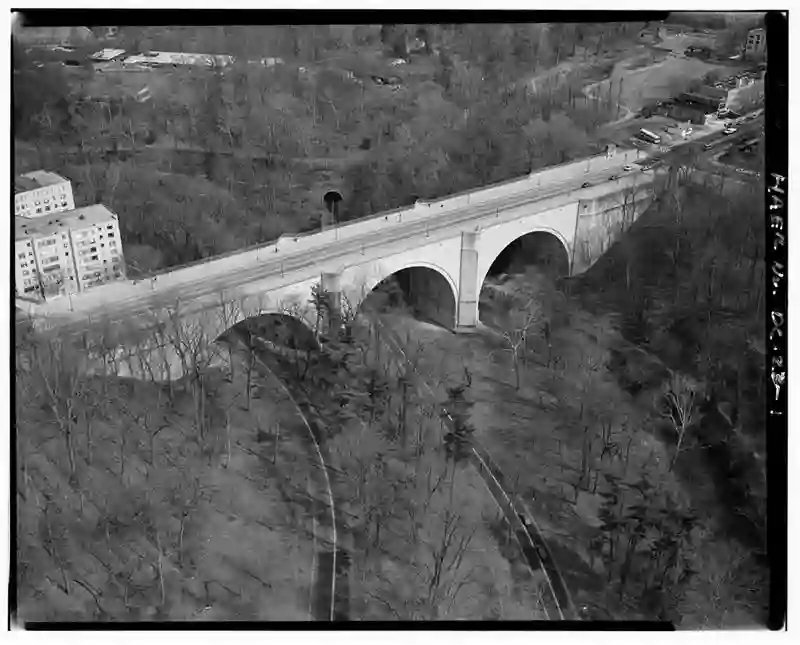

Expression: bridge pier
xmin=319 ymin=271 xmax=343 ymax=333
xmin=456 ymin=231 xmax=480 ymax=330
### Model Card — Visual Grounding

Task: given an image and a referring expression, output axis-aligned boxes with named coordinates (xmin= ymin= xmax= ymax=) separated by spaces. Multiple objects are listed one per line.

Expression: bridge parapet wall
xmin=572 ymin=174 xmax=656 ymax=274
xmin=26 ymin=148 xmax=651 ymax=320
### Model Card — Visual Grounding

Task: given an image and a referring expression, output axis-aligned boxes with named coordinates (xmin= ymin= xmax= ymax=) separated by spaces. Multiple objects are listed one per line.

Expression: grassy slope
xmin=380 ymin=271 xmax=765 ymax=625
xmin=16 ymin=347 xmax=318 ymax=621
xmin=17 ymin=320 xmax=550 ymax=621
xmin=256 ymin=315 xmax=552 ymax=620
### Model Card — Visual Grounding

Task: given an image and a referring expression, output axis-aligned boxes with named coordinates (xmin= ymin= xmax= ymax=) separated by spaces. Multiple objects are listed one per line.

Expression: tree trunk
xmin=85 ymin=415 xmax=93 ymax=467
xmin=670 ymin=427 xmax=685 ymax=471
xmin=245 ymin=351 xmax=254 ymax=410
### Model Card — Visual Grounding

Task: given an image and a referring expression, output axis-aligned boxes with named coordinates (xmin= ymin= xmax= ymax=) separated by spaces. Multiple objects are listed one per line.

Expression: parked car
xmin=622 ymin=164 xmax=634 ymax=172
xmin=608 ymin=174 xmax=619 ymax=181
xmin=581 ymin=181 xmax=591 ymax=188
xmin=723 ymin=127 xmax=738 ymax=135
xmin=704 ymin=143 xmax=713 ymax=150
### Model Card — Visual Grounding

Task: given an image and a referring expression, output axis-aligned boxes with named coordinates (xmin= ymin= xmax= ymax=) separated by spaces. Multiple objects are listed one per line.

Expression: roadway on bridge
xmin=28 ymin=156 xmax=651 ymax=335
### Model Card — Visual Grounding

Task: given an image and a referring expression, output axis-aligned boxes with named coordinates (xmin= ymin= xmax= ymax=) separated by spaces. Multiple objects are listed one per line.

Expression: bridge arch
xmin=477 ymin=226 xmax=572 ymax=293
xmin=349 ymin=261 xmax=459 ymax=330
xmin=212 ymin=295 xmax=321 ymax=352
xmin=226 ymin=311 xmax=320 ymax=352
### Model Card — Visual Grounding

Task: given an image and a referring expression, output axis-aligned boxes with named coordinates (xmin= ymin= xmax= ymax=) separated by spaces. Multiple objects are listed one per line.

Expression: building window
xmin=90 ymin=254 xmax=99 ymax=261
xmin=22 ymin=270 xmax=29 ymax=276
xmin=18 ymin=252 xmax=25 ymax=259
xmin=108 ymin=232 xmax=115 ymax=238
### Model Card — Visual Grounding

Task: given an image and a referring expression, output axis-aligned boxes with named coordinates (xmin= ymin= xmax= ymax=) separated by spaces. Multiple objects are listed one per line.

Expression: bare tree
xmin=659 ymin=370 xmax=701 ymax=470
xmin=412 ymin=464 xmax=479 ymax=619
xmin=162 ymin=302 xmax=224 ymax=440
xmin=33 ymin=338 xmax=83 ymax=484
xmin=215 ymin=291 xmax=245 ymax=381
xmin=496 ymin=294 xmax=543 ymax=390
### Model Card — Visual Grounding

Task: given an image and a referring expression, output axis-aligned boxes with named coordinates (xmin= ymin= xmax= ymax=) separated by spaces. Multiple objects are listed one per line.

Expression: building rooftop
xmin=14 ymin=170 xmax=70 ymax=194
xmin=122 ymin=51 xmax=235 ymax=68
xmin=91 ymin=48 xmax=126 ymax=61
xmin=15 ymin=204 xmax=118 ymax=240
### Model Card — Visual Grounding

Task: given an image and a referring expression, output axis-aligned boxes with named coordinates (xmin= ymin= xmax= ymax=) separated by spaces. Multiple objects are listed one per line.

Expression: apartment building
xmin=15 ymin=234 xmax=43 ymax=299
xmin=15 ymin=170 xmax=75 ymax=219
xmin=14 ymin=204 xmax=127 ymax=300
xmin=67 ymin=205 xmax=127 ymax=292
xmin=745 ymin=28 xmax=766 ymax=58
xmin=15 ymin=215 xmax=79 ymax=300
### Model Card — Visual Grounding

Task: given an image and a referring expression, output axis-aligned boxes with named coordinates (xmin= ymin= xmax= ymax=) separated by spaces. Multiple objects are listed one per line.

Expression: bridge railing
xmin=29 ymin=147 xmax=646 ymax=313
xmin=130 ymin=147 xmax=643 ymax=281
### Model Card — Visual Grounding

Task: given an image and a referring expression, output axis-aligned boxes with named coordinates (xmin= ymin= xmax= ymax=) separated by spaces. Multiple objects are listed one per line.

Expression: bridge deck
xmin=22 ymin=151 xmax=655 ymax=331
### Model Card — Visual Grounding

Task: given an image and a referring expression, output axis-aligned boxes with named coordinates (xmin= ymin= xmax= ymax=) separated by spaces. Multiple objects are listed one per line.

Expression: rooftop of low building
xmin=15 ymin=204 xmax=118 ymax=240
xmin=14 ymin=170 xmax=70 ymax=194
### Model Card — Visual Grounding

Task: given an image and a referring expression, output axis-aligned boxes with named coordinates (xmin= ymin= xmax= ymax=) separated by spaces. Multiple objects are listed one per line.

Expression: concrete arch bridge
xmin=24 ymin=149 xmax=657 ymax=381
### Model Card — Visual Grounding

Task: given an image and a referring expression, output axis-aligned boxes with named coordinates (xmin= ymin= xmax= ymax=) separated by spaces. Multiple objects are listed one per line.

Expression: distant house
xmin=745 ymin=27 xmax=766 ymax=59
xmin=679 ymin=91 xmax=722 ymax=113
xmin=90 ymin=48 xmax=126 ymax=62
xmin=667 ymin=96 xmax=712 ymax=125
xmin=14 ymin=26 xmax=94 ymax=47
xmin=122 ymin=51 xmax=236 ymax=69
xmin=686 ymin=85 xmax=728 ymax=111
xmin=726 ymin=77 xmax=765 ymax=113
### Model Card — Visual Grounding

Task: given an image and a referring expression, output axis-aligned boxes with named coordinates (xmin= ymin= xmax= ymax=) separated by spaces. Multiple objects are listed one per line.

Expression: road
xmin=26 ymin=154 xmax=653 ymax=336
xmin=236 ymin=330 xmax=349 ymax=621
xmin=377 ymin=318 xmax=576 ymax=619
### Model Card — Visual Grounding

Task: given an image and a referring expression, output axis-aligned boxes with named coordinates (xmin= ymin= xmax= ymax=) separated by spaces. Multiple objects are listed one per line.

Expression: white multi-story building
xmin=15 ymin=170 xmax=75 ymax=219
xmin=67 ymin=204 xmax=127 ymax=292
xmin=14 ymin=204 xmax=127 ymax=301
xmin=15 ymin=214 xmax=79 ymax=300
xmin=745 ymin=28 xmax=766 ymax=59
xmin=14 ymin=233 xmax=43 ymax=299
